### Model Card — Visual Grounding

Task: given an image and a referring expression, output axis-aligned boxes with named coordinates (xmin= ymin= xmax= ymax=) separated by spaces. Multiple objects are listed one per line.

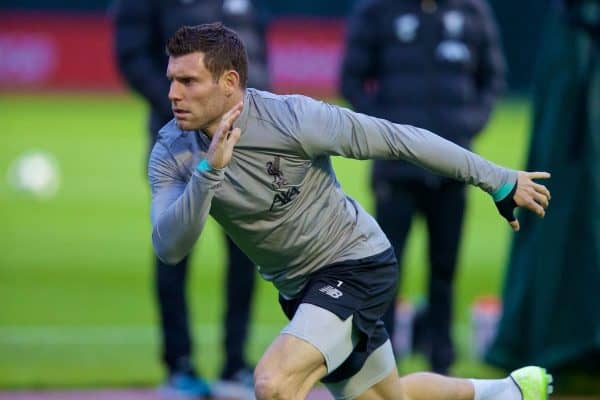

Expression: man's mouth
xmin=173 ymin=108 xmax=190 ymax=117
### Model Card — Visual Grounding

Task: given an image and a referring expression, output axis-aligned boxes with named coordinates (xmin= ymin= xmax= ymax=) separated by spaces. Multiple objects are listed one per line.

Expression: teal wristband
xmin=197 ymin=159 xmax=214 ymax=173
xmin=492 ymin=182 xmax=515 ymax=202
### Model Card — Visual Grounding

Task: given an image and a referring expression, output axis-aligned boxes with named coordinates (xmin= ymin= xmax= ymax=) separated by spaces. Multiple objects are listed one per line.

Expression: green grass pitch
xmin=0 ymin=92 xmax=530 ymax=388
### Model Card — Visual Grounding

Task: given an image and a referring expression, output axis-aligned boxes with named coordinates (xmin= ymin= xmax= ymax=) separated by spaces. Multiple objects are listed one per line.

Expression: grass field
xmin=0 ymin=92 xmax=531 ymax=389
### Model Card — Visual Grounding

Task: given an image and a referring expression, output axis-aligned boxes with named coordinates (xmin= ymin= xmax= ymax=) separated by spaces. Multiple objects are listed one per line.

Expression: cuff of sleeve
xmin=491 ymin=171 xmax=518 ymax=202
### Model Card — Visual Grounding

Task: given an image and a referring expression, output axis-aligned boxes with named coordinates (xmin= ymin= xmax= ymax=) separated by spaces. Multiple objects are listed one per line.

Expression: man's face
xmin=167 ymin=52 xmax=229 ymax=132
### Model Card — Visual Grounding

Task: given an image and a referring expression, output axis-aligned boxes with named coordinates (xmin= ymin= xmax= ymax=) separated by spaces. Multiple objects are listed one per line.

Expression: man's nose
xmin=168 ymin=81 xmax=181 ymax=102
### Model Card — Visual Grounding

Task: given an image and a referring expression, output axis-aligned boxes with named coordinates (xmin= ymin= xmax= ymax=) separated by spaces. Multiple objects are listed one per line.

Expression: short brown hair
xmin=166 ymin=23 xmax=248 ymax=88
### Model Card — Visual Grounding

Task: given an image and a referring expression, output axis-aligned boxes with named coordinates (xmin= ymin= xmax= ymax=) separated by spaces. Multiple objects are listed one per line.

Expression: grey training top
xmin=149 ymin=89 xmax=516 ymax=298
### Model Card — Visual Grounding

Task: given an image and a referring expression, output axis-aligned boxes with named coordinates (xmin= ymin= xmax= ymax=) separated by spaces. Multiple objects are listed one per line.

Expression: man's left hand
xmin=499 ymin=171 xmax=551 ymax=231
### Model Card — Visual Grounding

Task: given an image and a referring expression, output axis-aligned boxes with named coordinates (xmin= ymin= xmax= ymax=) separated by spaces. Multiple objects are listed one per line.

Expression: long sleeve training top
xmin=149 ymin=89 xmax=516 ymax=298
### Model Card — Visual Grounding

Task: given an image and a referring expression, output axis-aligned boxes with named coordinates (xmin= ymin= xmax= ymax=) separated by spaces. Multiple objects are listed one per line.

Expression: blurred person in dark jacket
xmin=112 ymin=0 xmax=269 ymax=397
xmin=340 ymin=0 xmax=505 ymax=374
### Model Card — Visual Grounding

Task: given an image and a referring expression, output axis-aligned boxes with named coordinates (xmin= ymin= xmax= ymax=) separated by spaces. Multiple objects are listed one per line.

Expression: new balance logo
xmin=319 ymin=285 xmax=343 ymax=299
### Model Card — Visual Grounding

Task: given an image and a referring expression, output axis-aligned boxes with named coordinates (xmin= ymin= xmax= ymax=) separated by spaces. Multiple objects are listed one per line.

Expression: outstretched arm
xmin=287 ymin=96 xmax=550 ymax=231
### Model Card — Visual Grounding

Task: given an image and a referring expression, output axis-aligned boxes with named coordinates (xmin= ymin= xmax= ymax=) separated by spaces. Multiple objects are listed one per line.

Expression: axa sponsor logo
xmin=269 ymin=186 xmax=300 ymax=211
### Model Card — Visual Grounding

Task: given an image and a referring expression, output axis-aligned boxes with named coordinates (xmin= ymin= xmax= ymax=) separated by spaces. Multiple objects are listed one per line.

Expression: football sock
xmin=470 ymin=377 xmax=522 ymax=400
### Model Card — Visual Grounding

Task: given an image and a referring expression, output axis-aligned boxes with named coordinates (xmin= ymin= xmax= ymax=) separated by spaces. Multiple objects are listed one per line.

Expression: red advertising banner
xmin=0 ymin=12 xmax=346 ymax=97
xmin=0 ymin=11 xmax=123 ymax=91
xmin=268 ymin=18 xmax=346 ymax=98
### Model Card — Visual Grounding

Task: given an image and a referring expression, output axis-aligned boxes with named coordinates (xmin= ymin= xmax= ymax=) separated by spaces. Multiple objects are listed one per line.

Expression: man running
xmin=150 ymin=23 xmax=553 ymax=400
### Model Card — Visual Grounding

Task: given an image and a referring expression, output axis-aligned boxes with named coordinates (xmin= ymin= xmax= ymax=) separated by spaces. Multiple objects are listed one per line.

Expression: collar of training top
xmin=232 ymin=89 xmax=251 ymax=135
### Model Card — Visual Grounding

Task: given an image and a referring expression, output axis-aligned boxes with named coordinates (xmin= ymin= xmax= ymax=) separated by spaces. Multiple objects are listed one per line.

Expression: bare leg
xmin=254 ymin=333 xmax=327 ymax=400
xmin=356 ymin=369 xmax=474 ymax=400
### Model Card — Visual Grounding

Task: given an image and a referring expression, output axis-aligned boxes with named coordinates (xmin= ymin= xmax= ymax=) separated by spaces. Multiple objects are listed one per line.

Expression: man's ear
xmin=220 ymin=70 xmax=240 ymax=95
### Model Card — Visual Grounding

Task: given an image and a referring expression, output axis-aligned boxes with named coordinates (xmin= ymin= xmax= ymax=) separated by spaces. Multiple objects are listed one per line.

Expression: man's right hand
xmin=206 ymin=101 xmax=244 ymax=169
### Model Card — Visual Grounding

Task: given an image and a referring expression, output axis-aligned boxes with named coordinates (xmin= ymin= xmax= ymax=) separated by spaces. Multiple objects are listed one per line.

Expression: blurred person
xmin=340 ymin=0 xmax=505 ymax=374
xmin=151 ymin=22 xmax=554 ymax=400
xmin=112 ymin=0 xmax=269 ymax=397
xmin=487 ymin=0 xmax=600 ymax=374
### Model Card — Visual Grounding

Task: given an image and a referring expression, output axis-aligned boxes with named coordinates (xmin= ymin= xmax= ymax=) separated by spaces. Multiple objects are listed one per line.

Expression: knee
xmin=254 ymin=377 xmax=279 ymax=400
xmin=254 ymin=367 xmax=291 ymax=400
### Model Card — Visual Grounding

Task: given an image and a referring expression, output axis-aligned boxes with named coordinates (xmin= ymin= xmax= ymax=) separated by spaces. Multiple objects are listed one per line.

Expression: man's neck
xmin=203 ymin=89 xmax=245 ymax=137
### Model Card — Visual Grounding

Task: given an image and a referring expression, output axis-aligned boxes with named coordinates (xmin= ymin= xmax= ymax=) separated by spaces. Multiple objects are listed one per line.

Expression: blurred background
xmin=1 ymin=0 xmax=598 ymax=397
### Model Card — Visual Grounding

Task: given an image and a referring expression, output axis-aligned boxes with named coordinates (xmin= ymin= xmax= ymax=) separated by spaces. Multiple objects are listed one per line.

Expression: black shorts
xmin=278 ymin=247 xmax=398 ymax=382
